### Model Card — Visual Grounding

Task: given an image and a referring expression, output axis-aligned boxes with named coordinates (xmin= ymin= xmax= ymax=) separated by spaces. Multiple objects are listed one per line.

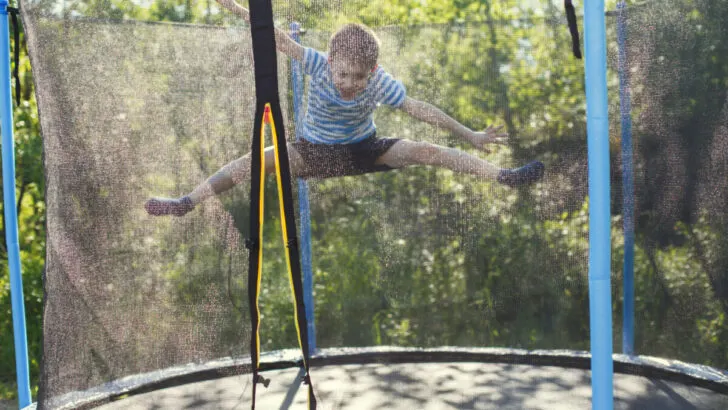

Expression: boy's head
xmin=328 ymin=23 xmax=380 ymax=100
xmin=329 ymin=23 xmax=379 ymax=68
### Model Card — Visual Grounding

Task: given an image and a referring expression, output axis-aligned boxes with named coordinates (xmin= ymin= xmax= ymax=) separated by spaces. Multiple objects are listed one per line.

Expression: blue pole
xmin=0 ymin=2 xmax=32 ymax=408
xmin=290 ymin=22 xmax=316 ymax=355
xmin=616 ymin=1 xmax=635 ymax=357
xmin=584 ymin=1 xmax=614 ymax=410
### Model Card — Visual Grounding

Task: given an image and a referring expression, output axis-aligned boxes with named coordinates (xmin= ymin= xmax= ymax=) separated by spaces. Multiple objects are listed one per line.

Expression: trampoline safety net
xmin=16 ymin=0 xmax=728 ymax=408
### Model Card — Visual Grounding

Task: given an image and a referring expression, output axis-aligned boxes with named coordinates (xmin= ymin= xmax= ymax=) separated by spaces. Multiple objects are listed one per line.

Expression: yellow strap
xmin=253 ymin=104 xmax=314 ymax=409
xmin=267 ymin=104 xmax=308 ymax=365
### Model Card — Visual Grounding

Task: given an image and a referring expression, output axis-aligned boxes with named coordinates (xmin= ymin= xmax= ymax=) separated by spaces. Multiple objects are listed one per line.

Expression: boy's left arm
xmin=400 ymin=97 xmax=507 ymax=151
xmin=215 ymin=0 xmax=304 ymax=60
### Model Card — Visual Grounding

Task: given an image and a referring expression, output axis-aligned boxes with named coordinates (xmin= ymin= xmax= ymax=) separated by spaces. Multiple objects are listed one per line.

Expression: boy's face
xmin=329 ymin=56 xmax=374 ymax=100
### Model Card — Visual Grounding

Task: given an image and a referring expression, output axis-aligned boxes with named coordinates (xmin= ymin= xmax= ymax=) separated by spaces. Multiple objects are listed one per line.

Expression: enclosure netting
xmin=19 ymin=0 xmax=728 ymax=408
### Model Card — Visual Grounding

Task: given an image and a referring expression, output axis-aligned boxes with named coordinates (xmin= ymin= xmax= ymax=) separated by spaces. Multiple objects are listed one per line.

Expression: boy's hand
xmin=468 ymin=125 xmax=509 ymax=153
xmin=216 ymin=0 xmax=250 ymax=21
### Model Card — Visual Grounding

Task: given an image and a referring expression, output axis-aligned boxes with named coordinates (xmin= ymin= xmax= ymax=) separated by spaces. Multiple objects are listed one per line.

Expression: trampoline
xmin=4 ymin=0 xmax=728 ymax=409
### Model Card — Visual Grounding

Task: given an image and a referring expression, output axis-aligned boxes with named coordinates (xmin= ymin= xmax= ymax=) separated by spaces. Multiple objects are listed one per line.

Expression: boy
xmin=145 ymin=0 xmax=544 ymax=217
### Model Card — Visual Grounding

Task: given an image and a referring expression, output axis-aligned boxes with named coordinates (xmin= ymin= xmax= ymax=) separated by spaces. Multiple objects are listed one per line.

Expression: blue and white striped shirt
xmin=302 ymin=47 xmax=406 ymax=144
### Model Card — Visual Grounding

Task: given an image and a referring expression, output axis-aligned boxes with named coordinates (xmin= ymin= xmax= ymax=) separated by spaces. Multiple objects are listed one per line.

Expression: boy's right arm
xmin=215 ymin=0 xmax=304 ymax=61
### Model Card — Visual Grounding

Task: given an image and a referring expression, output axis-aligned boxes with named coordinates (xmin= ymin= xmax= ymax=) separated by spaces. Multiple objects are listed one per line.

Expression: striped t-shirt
xmin=301 ymin=47 xmax=406 ymax=144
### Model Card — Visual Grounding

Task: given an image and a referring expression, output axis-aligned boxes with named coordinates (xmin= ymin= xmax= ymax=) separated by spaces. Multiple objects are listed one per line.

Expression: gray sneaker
xmin=144 ymin=196 xmax=195 ymax=216
xmin=497 ymin=161 xmax=545 ymax=187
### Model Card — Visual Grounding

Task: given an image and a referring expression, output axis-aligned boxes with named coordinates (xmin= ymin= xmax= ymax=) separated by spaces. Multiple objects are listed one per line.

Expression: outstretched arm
xmin=215 ymin=0 xmax=304 ymax=61
xmin=400 ymin=97 xmax=507 ymax=151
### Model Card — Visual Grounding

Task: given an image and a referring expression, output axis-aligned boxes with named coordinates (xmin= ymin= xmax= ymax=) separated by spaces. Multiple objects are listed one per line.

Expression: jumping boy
xmin=145 ymin=0 xmax=545 ymax=217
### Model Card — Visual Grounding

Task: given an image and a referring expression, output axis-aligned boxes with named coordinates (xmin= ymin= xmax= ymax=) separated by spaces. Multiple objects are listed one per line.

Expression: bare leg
xmin=376 ymin=140 xmax=500 ymax=178
xmin=145 ymin=144 xmax=305 ymax=216
xmin=375 ymin=140 xmax=543 ymax=186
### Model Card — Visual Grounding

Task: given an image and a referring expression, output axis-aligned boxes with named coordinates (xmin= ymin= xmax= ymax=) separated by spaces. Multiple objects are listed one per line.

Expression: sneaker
xmin=497 ymin=161 xmax=545 ymax=187
xmin=145 ymin=196 xmax=195 ymax=216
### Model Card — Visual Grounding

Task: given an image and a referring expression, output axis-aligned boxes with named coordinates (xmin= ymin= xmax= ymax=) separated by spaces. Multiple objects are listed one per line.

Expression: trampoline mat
xmin=96 ymin=362 xmax=728 ymax=410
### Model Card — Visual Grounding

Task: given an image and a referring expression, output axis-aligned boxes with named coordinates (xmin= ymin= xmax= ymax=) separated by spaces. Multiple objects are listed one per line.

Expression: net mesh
xmin=23 ymin=11 xmax=267 ymax=405
xmin=18 ymin=0 xmax=728 ymax=408
xmin=606 ymin=1 xmax=728 ymax=365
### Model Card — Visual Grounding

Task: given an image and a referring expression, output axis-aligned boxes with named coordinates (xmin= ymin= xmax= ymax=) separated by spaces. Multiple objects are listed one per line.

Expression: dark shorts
xmin=292 ymin=133 xmax=401 ymax=179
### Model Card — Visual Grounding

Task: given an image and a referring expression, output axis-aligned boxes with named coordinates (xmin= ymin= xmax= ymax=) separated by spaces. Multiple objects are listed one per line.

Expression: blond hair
xmin=329 ymin=23 xmax=380 ymax=69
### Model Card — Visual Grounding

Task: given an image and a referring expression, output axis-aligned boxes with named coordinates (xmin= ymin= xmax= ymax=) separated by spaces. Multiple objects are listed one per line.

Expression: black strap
xmin=247 ymin=1 xmax=316 ymax=409
xmin=246 ymin=103 xmax=263 ymax=410
xmin=565 ymin=0 xmax=582 ymax=59
xmin=248 ymin=0 xmax=279 ymax=104
xmin=7 ymin=6 xmax=20 ymax=105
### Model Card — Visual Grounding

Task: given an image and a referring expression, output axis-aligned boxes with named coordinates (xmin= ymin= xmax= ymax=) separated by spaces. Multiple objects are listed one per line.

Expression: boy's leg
xmin=145 ymin=144 xmax=305 ymax=216
xmin=375 ymin=140 xmax=544 ymax=186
